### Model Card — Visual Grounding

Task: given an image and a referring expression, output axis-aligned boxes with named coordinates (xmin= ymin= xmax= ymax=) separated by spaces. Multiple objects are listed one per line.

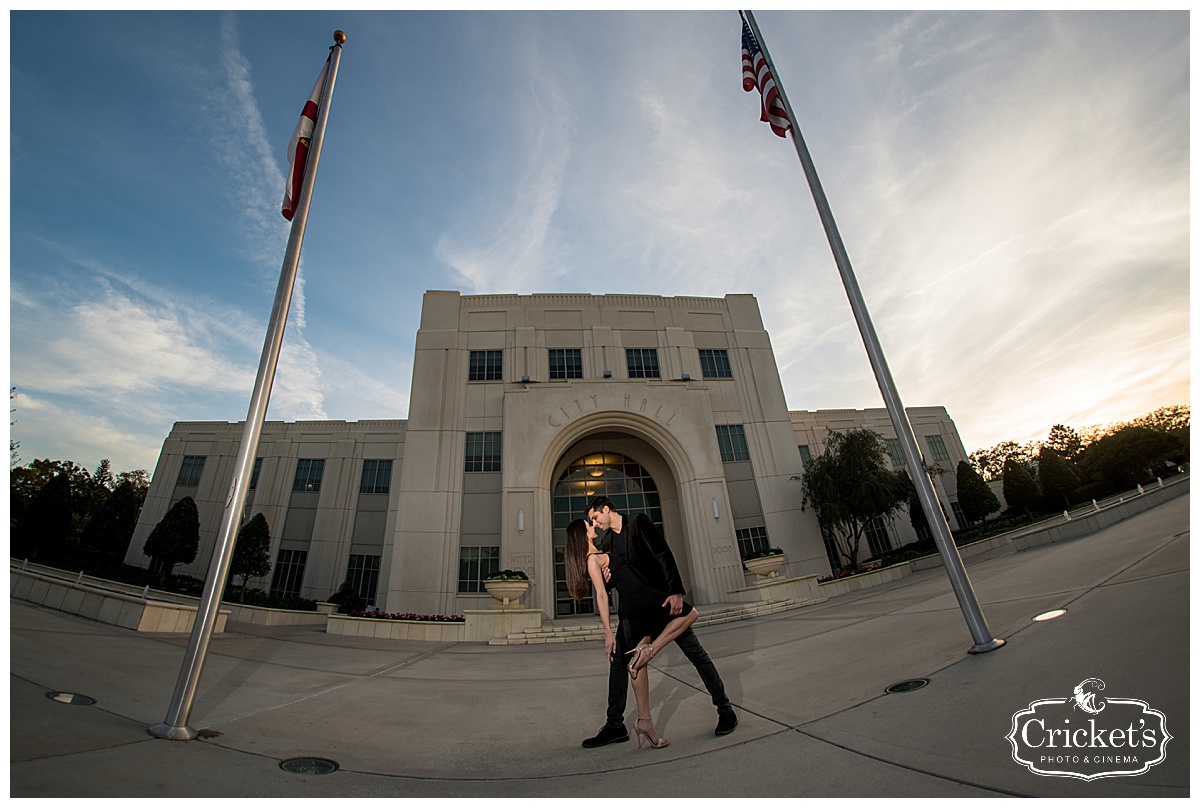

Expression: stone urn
xmin=484 ymin=578 xmax=529 ymax=609
xmin=744 ymin=553 xmax=786 ymax=580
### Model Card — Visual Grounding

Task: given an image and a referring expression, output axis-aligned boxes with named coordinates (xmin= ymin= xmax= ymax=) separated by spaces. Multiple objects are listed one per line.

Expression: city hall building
xmin=125 ymin=291 xmax=973 ymax=618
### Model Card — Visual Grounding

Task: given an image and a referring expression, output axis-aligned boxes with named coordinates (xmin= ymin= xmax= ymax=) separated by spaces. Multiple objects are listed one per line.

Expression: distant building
xmin=126 ymin=291 xmax=972 ymax=616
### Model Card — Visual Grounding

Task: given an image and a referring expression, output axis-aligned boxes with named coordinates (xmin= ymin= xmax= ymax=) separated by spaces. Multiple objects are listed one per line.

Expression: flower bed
xmin=818 ymin=562 xmax=882 ymax=583
xmin=346 ymin=611 xmax=464 ymax=622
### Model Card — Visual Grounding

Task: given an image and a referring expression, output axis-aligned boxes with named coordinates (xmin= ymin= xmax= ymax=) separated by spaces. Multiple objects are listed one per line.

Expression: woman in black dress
xmin=565 ymin=518 xmax=699 ymax=749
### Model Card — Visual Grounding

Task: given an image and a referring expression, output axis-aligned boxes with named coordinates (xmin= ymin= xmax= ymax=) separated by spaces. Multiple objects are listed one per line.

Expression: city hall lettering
xmin=125 ymin=292 xmax=975 ymax=619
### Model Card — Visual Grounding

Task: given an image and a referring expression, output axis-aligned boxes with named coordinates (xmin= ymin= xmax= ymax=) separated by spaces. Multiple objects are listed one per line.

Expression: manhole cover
xmin=279 ymin=757 xmax=339 ymax=775
xmin=46 ymin=692 xmax=96 ymax=705
xmin=885 ymin=678 xmax=929 ymax=694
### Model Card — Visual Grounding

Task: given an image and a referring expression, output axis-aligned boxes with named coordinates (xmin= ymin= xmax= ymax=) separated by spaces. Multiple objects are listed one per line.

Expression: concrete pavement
xmin=10 ymin=494 xmax=1189 ymax=797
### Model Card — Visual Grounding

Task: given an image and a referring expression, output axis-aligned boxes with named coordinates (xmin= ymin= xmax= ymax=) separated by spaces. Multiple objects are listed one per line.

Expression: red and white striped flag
xmin=282 ymin=56 xmax=330 ymax=220
xmin=742 ymin=19 xmax=791 ymax=138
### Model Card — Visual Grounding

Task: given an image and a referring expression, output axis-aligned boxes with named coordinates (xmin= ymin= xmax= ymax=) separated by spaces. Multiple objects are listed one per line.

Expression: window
xmin=292 ymin=459 xmax=325 ymax=492
xmin=886 ymin=439 xmax=905 ymax=468
xmin=716 ymin=424 xmax=750 ymax=462
xmin=549 ymin=348 xmax=583 ymax=380
xmin=698 ymin=349 xmax=733 ymax=379
xmin=736 ymin=526 xmax=771 ymax=559
xmin=346 ymin=554 xmax=381 ymax=607
xmin=798 ymin=445 xmax=812 ymax=469
xmin=926 ymin=434 xmax=950 ymax=462
xmin=625 ymin=348 xmax=660 ymax=379
xmin=468 ymin=350 xmax=503 ymax=381
xmin=465 ymin=432 xmax=502 ymax=472
xmin=951 ymin=501 xmax=967 ymax=530
xmin=458 ymin=546 xmax=500 ymax=593
xmin=360 ymin=459 xmax=393 ymax=494
xmin=248 ymin=457 xmax=263 ymax=490
xmin=865 ymin=516 xmax=892 ymax=558
xmin=176 ymin=456 xmax=206 ymax=487
xmin=270 ymin=549 xmax=307 ymax=598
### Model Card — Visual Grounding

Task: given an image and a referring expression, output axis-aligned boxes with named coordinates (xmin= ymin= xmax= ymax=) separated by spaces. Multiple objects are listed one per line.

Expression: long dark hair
xmin=564 ymin=518 xmax=593 ymax=601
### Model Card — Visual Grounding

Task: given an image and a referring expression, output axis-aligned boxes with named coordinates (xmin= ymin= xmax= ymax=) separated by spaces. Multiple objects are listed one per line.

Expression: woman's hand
xmin=604 ymin=629 xmax=616 ymax=661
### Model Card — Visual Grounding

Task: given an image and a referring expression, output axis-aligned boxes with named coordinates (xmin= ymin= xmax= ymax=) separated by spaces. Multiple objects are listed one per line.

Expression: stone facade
xmin=125 ymin=291 xmax=972 ymax=617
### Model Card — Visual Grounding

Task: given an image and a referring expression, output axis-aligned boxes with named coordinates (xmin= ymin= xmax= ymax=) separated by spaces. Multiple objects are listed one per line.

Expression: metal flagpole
xmin=741 ymin=11 xmax=1004 ymax=654
xmin=149 ymin=31 xmax=348 ymax=741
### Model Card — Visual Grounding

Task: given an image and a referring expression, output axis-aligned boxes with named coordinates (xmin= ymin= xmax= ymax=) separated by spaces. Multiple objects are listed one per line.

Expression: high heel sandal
xmin=625 ymin=643 xmax=654 ymax=680
xmin=634 ymin=716 xmax=669 ymax=749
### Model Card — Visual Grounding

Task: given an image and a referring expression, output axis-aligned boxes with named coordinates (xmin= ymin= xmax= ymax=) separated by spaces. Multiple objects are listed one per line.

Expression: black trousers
xmin=605 ymin=617 xmax=731 ymax=726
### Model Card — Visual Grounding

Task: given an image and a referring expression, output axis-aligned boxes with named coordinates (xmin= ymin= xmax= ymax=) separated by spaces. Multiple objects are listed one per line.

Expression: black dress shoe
xmin=715 ymin=710 xmax=738 ymax=736
xmin=582 ymin=723 xmax=630 ymax=748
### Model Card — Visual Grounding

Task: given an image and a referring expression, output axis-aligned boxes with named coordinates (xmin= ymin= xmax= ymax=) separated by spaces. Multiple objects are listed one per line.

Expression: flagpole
xmin=741 ymin=11 xmax=1004 ymax=654
xmin=149 ymin=30 xmax=347 ymax=741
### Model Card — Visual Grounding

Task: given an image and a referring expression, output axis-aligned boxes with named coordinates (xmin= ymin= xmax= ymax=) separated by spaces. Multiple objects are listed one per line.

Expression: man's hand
xmin=602 ymin=565 xmax=611 ymax=583
xmin=663 ymin=594 xmax=684 ymax=615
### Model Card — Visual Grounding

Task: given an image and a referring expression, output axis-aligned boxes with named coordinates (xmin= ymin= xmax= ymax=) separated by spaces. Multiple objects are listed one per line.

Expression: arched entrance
xmin=551 ymin=452 xmax=663 ymax=617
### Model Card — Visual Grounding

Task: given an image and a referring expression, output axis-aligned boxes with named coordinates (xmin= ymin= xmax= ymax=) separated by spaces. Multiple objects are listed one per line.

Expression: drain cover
xmin=46 ymin=692 xmax=96 ymax=705
xmin=885 ymin=678 xmax=929 ymax=694
xmin=280 ymin=757 xmax=339 ymax=775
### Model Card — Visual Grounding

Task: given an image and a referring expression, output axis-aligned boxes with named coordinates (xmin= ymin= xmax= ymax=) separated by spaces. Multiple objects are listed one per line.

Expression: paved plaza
xmin=10 ymin=494 xmax=1189 ymax=797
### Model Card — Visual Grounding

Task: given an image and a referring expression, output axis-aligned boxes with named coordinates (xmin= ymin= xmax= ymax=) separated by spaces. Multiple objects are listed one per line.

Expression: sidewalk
xmin=10 ymin=494 xmax=1189 ymax=797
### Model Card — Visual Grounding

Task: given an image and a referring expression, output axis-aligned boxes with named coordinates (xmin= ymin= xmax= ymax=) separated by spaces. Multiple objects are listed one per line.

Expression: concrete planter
xmin=744 ymin=553 xmax=785 ymax=580
xmin=483 ymin=579 xmax=529 ymax=609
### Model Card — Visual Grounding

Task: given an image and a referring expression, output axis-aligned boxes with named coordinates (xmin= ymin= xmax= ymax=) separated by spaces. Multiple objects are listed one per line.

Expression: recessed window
xmin=458 ymin=546 xmax=500 ymax=593
xmin=271 ymin=549 xmax=307 ymax=598
xmin=716 ymin=424 xmax=750 ymax=462
xmin=625 ymin=348 xmax=661 ymax=379
xmin=346 ymin=554 xmax=381 ymax=607
xmin=248 ymin=457 xmax=264 ymax=490
xmin=549 ymin=348 xmax=583 ymax=380
xmin=359 ymin=459 xmax=393 ymax=494
xmin=465 ymin=432 xmax=502 ymax=473
xmin=176 ymin=456 xmax=206 ymax=487
xmin=736 ymin=526 xmax=770 ymax=558
xmin=926 ymin=434 xmax=950 ymax=461
xmin=886 ymin=439 xmax=905 ymax=468
xmin=293 ymin=459 xmax=325 ymax=492
xmin=699 ymin=349 xmax=733 ymax=379
xmin=798 ymin=445 xmax=812 ymax=469
xmin=469 ymin=350 xmax=503 ymax=381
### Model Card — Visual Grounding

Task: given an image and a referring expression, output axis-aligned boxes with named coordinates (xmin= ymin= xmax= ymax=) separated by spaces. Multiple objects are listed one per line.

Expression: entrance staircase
xmin=488 ymin=597 xmax=812 ymax=646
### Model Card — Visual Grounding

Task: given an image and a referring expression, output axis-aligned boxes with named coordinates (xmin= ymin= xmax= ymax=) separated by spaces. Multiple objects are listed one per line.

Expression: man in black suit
xmin=581 ymin=495 xmax=737 ymax=747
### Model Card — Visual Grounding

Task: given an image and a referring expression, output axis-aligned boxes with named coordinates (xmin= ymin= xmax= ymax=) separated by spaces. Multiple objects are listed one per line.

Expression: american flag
xmin=282 ymin=55 xmax=330 ymax=221
xmin=742 ymin=19 xmax=791 ymax=138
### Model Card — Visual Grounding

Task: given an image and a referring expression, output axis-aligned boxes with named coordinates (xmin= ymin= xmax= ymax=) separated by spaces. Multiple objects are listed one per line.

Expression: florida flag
xmin=282 ymin=56 xmax=330 ymax=220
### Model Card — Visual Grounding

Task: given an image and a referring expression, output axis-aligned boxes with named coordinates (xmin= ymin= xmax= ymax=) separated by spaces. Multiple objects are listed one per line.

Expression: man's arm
xmin=632 ymin=513 xmax=685 ymax=596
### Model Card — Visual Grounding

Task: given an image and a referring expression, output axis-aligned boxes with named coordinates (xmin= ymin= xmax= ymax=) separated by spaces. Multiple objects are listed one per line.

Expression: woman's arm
xmin=587 ymin=555 xmax=616 ymax=659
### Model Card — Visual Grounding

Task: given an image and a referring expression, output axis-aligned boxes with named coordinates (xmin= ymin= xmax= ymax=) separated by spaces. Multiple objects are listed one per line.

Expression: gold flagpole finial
xmin=333 ymin=30 xmax=346 ymax=45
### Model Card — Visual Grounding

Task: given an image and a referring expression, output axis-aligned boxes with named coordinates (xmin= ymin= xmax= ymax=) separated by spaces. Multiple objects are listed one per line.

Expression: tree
xmin=1002 ymin=458 xmax=1042 ymax=517
xmin=1044 ymin=424 xmax=1083 ymax=464
xmin=12 ymin=471 xmax=74 ymax=562
xmin=799 ymin=429 xmax=911 ymax=570
xmin=956 ymin=460 xmax=1001 ymax=525
xmin=230 ymin=513 xmax=272 ymax=601
xmin=80 ymin=478 xmax=146 ymax=567
xmin=1037 ymin=447 xmax=1080 ymax=510
xmin=142 ymin=497 xmax=200 ymax=583
xmin=969 ymin=440 xmax=1036 ymax=482
xmin=1078 ymin=426 xmax=1176 ymax=490
xmin=10 ymin=387 xmax=19 ymax=469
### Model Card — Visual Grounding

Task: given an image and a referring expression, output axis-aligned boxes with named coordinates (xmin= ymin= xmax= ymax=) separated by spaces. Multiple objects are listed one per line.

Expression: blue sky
xmin=9 ymin=10 xmax=1190 ymax=476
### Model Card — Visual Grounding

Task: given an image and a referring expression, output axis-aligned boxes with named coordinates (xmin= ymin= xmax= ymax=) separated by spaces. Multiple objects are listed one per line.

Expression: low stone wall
xmin=817 ymin=561 xmax=913 ymax=598
xmin=326 ymin=609 xmax=543 ymax=642
xmin=726 ymin=574 xmax=827 ymax=605
xmin=10 ymin=567 xmax=229 ymax=634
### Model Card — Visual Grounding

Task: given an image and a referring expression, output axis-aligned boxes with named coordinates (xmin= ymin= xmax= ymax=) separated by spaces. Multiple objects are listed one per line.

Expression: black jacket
xmin=602 ymin=512 xmax=685 ymax=597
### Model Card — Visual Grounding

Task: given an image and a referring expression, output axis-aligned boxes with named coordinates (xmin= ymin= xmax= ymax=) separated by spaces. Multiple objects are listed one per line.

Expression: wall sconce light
xmin=518 ymin=509 xmax=524 ymax=532
xmin=520 ymin=375 xmax=530 ymax=385
xmin=603 ymin=370 xmax=612 ymax=378
xmin=681 ymin=373 xmax=691 ymax=381
xmin=712 ymin=500 xmax=720 ymax=519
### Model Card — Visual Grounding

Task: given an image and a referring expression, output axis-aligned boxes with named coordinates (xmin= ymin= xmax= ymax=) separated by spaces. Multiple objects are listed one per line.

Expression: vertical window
xmin=625 ymin=348 xmax=660 ymax=379
xmin=698 ymin=349 xmax=733 ymax=379
xmin=292 ymin=459 xmax=325 ymax=492
xmin=886 ymin=439 xmax=905 ymax=468
xmin=248 ymin=457 xmax=263 ymax=490
xmin=469 ymin=350 xmax=503 ymax=381
xmin=716 ymin=424 xmax=750 ymax=462
xmin=346 ymin=554 xmax=381 ymax=607
xmin=270 ymin=549 xmax=308 ymax=598
xmin=465 ymin=432 xmax=502 ymax=472
xmin=926 ymin=434 xmax=950 ymax=461
xmin=736 ymin=526 xmax=771 ymax=559
xmin=798 ymin=445 xmax=812 ymax=469
xmin=865 ymin=516 xmax=892 ymax=558
xmin=176 ymin=456 xmax=206 ymax=487
xmin=951 ymin=501 xmax=967 ymax=530
xmin=458 ymin=546 xmax=500 ymax=593
xmin=359 ymin=459 xmax=393 ymax=494
xmin=549 ymin=348 xmax=583 ymax=380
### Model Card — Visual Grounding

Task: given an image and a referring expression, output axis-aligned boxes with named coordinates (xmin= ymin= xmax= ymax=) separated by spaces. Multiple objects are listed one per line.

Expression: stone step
xmin=488 ymin=597 xmax=811 ymax=646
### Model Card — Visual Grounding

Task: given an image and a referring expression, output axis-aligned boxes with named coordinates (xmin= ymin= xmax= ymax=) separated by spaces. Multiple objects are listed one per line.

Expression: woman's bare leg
xmin=631 ymin=608 xmax=699 ymax=674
